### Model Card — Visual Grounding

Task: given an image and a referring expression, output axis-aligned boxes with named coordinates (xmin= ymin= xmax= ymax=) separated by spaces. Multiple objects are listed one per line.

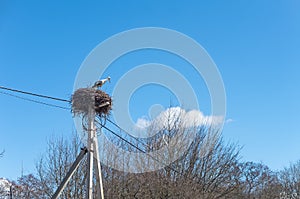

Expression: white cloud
xmin=135 ymin=117 xmax=151 ymax=129
xmin=134 ymin=106 xmax=224 ymax=131
xmin=225 ymin=118 xmax=235 ymax=124
xmin=131 ymin=107 xmax=224 ymax=158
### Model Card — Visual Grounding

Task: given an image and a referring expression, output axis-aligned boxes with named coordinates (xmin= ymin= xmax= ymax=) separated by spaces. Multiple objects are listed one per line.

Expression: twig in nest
xmin=71 ymin=88 xmax=112 ymax=117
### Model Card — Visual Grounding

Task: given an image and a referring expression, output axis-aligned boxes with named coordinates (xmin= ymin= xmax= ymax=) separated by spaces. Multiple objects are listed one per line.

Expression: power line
xmin=0 ymin=85 xmax=187 ymax=177
xmin=97 ymin=119 xmax=185 ymax=177
xmin=0 ymin=85 xmax=71 ymax=103
xmin=106 ymin=118 xmax=150 ymax=149
xmin=0 ymin=91 xmax=70 ymax=110
xmin=0 ymin=85 xmax=149 ymax=148
xmin=99 ymin=123 xmax=147 ymax=154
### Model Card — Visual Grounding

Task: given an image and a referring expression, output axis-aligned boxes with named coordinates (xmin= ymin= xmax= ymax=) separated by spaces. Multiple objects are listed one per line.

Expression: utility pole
xmin=52 ymin=82 xmax=110 ymax=199
xmin=87 ymin=108 xmax=105 ymax=199
xmin=52 ymin=107 xmax=106 ymax=199
xmin=93 ymin=125 xmax=105 ymax=199
xmin=87 ymin=109 xmax=95 ymax=199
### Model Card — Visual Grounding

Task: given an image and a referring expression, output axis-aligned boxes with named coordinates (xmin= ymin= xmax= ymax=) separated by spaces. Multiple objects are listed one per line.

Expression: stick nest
xmin=71 ymin=88 xmax=112 ymax=117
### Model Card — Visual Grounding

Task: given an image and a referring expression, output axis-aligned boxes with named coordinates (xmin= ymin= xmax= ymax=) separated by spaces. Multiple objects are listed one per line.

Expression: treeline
xmin=1 ymin=111 xmax=300 ymax=199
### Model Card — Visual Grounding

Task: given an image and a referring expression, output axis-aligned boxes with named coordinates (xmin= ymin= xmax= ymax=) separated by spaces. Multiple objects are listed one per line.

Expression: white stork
xmin=92 ymin=76 xmax=111 ymax=89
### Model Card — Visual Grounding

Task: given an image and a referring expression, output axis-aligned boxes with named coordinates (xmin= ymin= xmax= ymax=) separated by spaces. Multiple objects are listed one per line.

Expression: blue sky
xmin=0 ymin=0 xmax=300 ymax=180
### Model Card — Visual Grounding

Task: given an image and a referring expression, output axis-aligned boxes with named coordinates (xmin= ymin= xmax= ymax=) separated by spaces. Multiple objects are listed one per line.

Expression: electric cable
xmin=105 ymin=118 xmax=151 ymax=149
xmin=0 ymin=85 xmax=188 ymax=178
xmin=96 ymin=120 xmax=185 ymax=177
xmin=0 ymin=91 xmax=70 ymax=110
xmin=0 ymin=85 xmax=70 ymax=102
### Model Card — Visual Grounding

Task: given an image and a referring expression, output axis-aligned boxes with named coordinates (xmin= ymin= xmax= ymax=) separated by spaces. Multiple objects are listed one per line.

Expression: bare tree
xmin=36 ymin=133 xmax=87 ymax=198
xmin=5 ymin=106 xmax=300 ymax=198
xmin=34 ymin=108 xmax=242 ymax=198
xmin=279 ymin=160 xmax=300 ymax=198
xmin=11 ymin=174 xmax=46 ymax=199
xmin=237 ymin=162 xmax=282 ymax=199
xmin=100 ymin=108 xmax=242 ymax=199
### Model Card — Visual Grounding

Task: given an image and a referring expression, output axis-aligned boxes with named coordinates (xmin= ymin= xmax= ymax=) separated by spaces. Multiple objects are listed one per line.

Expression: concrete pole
xmin=93 ymin=134 xmax=105 ymax=199
xmin=87 ymin=110 xmax=95 ymax=199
